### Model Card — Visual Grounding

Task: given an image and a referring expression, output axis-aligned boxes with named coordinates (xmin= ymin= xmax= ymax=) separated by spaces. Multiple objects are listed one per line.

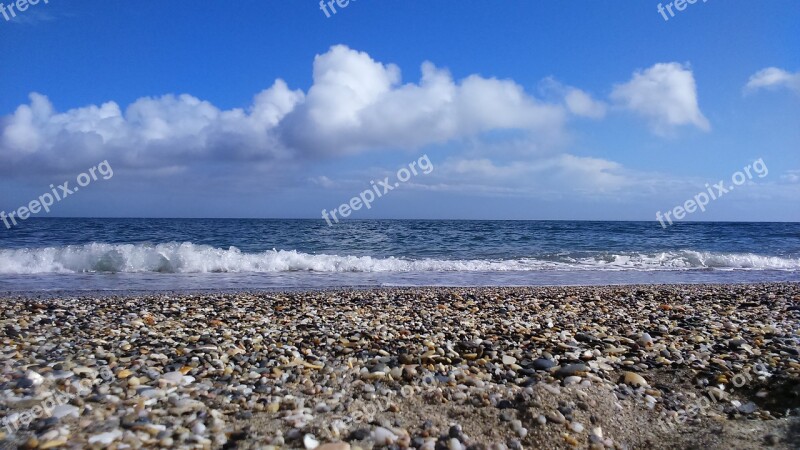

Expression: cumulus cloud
xmin=0 ymin=45 xmax=567 ymax=176
xmin=611 ymin=62 xmax=710 ymax=135
xmin=282 ymin=46 xmax=566 ymax=154
xmin=0 ymin=81 xmax=303 ymax=175
xmin=745 ymin=67 xmax=800 ymax=96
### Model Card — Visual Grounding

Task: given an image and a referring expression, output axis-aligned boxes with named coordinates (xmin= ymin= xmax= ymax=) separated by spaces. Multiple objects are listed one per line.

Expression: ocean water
xmin=0 ymin=219 xmax=798 ymax=292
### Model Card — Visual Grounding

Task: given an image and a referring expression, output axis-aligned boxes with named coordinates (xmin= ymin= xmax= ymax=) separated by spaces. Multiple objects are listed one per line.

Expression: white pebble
xmin=304 ymin=434 xmax=320 ymax=450
xmin=88 ymin=430 xmax=122 ymax=445
xmin=160 ymin=371 xmax=185 ymax=385
xmin=24 ymin=370 xmax=44 ymax=387
xmin=372 ymin=427 xmax=398 ymax=446
xmin=420 ymin=438 xmax=436 ymax=450
xmin=192 ymin=422 xmax=207 ymax=435
xmin=448 ymin=437 xmax=465 ymax=450
xmin=51 ymin=405 xmax=79 ymax=419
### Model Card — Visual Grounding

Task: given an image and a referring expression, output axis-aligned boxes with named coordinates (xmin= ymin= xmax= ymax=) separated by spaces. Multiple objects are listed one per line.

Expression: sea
xmin=0 ymin=219 xmax=798 ymax=293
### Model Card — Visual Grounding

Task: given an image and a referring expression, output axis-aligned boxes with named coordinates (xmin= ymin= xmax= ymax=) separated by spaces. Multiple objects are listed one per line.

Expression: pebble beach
xmin=1 ymin=284 xmax=799 ymax=449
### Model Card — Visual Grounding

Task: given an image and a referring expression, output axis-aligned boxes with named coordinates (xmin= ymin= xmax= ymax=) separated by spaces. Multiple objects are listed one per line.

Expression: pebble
xmin=449 ymin=437 xmax=465 ymax=450
xmin=502 ymin=355 xmax=517 ymax=365
xmin=24 ymin=370 xmax=44 ymax=387
xmin=304 ymin=434 xmax=320 ymax=450
xmin=0 ymin=285 xmax=795 ymax=449
xmin=546 ymin=411 xmax=566 ymax=424
xmin=372 ymin=427 xmax=398 ymax=446
xmin=88 ymin=430 xmax=122 ymax=445
xmin=160 ymin=371 xmax=186 ymax=385
xmin=507 ymin=439 xmax=523 ymax=450
xmin=47 ymin=404 xmax=77 ymax=420
xmin=532 ymin=358 xmax=557 ymax=371
xmin=536 ymin=415 xmax=547 ymax=426
xmin=556 ymin=364 xmax=588 ymax=378
xmin=348 ymin=429 xmax=370 ymax=441
xmin=318 ymin=444 xmax=351 ymax=450
xmin=622 ymin=372 xmax=648 ymax=388
xmin=39 ymin=438 xmax=68 ymax=449
xmin=738 ymin=402 xmax=758 ymax=414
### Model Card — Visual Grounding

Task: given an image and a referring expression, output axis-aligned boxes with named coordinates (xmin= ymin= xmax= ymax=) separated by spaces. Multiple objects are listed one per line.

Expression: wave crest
xmin=0 ymin=242 xmax=797 ymax=274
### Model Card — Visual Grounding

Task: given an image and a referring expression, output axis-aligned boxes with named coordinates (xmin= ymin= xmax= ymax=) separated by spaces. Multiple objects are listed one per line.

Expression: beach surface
xmin=1 ymin=284 xmax=799 ymax=449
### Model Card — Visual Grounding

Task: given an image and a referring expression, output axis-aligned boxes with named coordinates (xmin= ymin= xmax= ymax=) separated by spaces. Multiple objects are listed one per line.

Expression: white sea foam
xmin=0 ymin=242 xmax=797 ymax=274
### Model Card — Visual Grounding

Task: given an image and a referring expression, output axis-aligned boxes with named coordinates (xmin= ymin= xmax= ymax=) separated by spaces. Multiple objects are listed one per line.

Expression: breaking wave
xmin=0 ymin=242 xmax=798 ymax=274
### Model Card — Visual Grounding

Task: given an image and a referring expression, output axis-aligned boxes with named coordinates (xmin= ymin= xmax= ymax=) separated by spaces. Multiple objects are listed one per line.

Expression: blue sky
xmin=0 ymin=0 xmax=798 ymax=221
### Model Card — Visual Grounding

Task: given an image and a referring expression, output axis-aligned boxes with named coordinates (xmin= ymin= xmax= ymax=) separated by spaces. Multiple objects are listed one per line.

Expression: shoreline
xmin=1 ymin=281 xmax=799 ymax=299
xmin=1 ymin=284 xmax=799 ymax=449
xmin=2 ymin=266 xmax=798 ymax=294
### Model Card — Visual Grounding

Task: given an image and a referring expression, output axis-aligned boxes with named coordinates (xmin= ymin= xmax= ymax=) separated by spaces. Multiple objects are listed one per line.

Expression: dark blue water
xmin=0 ymin=219 xmax=798 ymax=291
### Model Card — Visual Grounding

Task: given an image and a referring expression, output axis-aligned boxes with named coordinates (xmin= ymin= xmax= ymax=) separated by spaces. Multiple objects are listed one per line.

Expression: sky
xmin=0 ymin=0 xmax=798 ymax=221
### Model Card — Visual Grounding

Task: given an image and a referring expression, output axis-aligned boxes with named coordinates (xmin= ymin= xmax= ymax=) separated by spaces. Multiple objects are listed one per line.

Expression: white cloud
xmin=611 ymin=62 xmax=710 ymax=135
xmin=282 ymin=46 xmax=566 ymax=154
xmin=0 ymin=45 xmax=567 ymax=175
xmin=564 ymin=88 xmax=607 ymax=119
xmin=309 ymin=175 xmax=336 ymax=188
xmin=0 ymin=80 xmax=304 ymax=174
xmin=745 ymin=67 xmax=800 ymax=95
xmin=537 ymin=77 xmax=606 ymax=119
xmin=781 ymin=170 xmax=800 ymax=183
xmin=443 ymin=154 xmax=630 ymax=194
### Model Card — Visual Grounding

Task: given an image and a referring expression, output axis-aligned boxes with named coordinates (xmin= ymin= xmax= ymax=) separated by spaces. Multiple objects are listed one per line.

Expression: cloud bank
xmin=1 ymin=45 xmax=573 ymax=175
xmin=1 ymin=47 xmax=710 ymax=182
